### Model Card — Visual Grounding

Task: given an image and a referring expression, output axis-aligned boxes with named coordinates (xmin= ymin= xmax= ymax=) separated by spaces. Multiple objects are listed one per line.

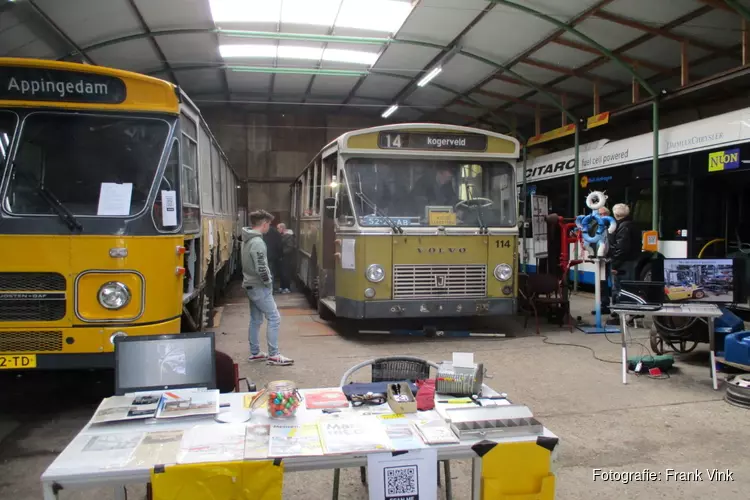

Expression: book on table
xmin=91 ymin=393 xmax=163 ymax=423
xmin=304 ymin=388 xmax=349 ymax=409
xmin=318 ymin=416 xmax=394 ymax=455
xmin=154 ymin=389 xmax=220 ymax=419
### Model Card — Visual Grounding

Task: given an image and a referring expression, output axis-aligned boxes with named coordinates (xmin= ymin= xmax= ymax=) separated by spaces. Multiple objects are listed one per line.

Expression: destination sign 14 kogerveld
xmin=378 ymin=131 xmax=488 ymax=151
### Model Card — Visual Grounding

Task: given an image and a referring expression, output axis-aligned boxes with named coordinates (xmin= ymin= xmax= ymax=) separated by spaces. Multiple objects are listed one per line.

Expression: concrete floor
xmin=1 ymin=283 xmax=749 ymax=500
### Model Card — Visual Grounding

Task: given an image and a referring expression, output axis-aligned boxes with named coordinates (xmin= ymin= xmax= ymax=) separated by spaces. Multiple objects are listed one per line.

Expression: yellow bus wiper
xmin=354 ymin=190 xmax=403 ymax=234
xmin=17 ymin=169 xmax=83 ymax=233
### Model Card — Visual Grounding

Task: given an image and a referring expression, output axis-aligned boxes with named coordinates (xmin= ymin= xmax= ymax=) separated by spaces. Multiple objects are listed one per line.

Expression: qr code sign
xmin=384 ymin=465 xmax=419 ymax=499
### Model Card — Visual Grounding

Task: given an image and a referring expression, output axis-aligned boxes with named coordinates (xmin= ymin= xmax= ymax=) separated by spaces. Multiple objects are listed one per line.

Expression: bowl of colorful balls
xmin=250 ymin=380 xmax=303 ymax=419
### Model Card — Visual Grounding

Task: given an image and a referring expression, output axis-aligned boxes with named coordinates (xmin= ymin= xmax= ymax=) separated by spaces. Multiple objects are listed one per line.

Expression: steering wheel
xmin=455 ymin=198 xmax=493 ymax=209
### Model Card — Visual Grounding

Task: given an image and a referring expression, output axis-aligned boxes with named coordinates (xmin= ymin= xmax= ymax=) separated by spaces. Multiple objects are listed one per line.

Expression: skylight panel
xmin=323 ymin=48 xmax=379 ymax=65
xmin=219 ymin=44 xmax=278 ymax=58
xmin=335 ymin=0 xmax=413 ymax=33
xmin=277 ymin=46 xmax=325 ymax=61
xmin=281 ymin=0 xmax=341 ymax=26
xmin=209 ymin=0 xmax=281 ymax=23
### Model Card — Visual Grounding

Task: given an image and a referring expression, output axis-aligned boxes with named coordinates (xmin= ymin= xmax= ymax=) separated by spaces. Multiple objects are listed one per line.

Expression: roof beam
xmin=552 ymin=38 xmax=670 ymax=72
xmin=697 ymin=0 xmax=736 ymax=13
xmin=469 ymin=5 xmax=713 ymax=126
xmin=475 ymin=89 xmax=554 ymax=109
xmin=302 ymin=0 xmax=346 ymax=104
xmin=435 ymin=0 xmax=612 ymax=121
xmin=494 ymin=75 xmax=591 ymax=100
xmin=124 ymin=0 xmax=178 ymax=85
xmin=27 ymin=0 xmax=94 ymax=64
xmin=724 ymin=0 xmax=750 ymax=21
xmin=521 ymin=58 xmax=622 ymax=87
xmin=594 ymin=10 xmax=737 ymax=55
xmin=380 ymin=2 xmax=496 ymax=116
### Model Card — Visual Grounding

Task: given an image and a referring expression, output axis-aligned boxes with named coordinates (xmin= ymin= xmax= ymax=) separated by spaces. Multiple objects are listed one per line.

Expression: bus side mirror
xmin=324 ymin=197 xmax=336 ymax=219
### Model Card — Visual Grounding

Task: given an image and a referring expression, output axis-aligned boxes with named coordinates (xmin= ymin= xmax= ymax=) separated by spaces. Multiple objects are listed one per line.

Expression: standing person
xmin=242 ymin=210 xmax=294 ymax=366
xmin=609 ymin=203 xmax=641 ymax=306
xmin=592 ymin=206 xmax=613 ymax=315
xmin=277 ymin=223 xmax=295 ymax=294
xmin=263 ymin=218 xmax=283 ymax=293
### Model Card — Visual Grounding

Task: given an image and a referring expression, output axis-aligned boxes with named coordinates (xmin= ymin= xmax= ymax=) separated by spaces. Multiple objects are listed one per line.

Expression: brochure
xmin=91 ymin=393 xmax=161 ymax=424
xmin=129 ymin=430 xmax=184 ymax=467
xmin=155 ymin=389 xmax=219 ymax=419
xmin=55 ymin=432 xmax=144 ymax=471
xmin=318 ymin=416 xmax=394 ymax=455
xmin=244 ymin=424 xmax=271 ymax=460
xmin=377 ymin=415 xmax=427 ymax=451
xmin=268 ymin=423 xmax=324 ymax=457
xmin=177 ymin=424 xmax=246 ymax=464
xmin=413 ymin=419 xmax=459 ymax=445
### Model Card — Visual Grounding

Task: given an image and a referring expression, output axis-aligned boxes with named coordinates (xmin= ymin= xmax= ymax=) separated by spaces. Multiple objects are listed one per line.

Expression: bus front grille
xmin=0 ymin=331 xmax=63 ymax=352
xmin=0 ymin=272 xmax=66 ymax=291
xmin=0 ymin=273 xmax=67 ymax=321
xmin=393 ymin=264 xmax=487 ymax=299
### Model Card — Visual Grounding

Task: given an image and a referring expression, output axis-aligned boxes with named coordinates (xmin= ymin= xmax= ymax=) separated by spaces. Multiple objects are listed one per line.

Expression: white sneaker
xmin=267 ymin=354 xmax=294 ymax=366
xmin=248 ymin=352 xmax=268 ymax=362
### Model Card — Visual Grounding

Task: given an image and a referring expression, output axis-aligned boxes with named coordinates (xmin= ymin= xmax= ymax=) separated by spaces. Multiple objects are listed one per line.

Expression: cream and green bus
xmin=290 ymin=124 xmax=520 ymax=324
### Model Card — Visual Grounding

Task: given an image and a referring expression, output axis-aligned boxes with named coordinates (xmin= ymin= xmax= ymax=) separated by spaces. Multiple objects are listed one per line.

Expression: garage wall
xmin=201 ymin=107 xmax=381 ymax=226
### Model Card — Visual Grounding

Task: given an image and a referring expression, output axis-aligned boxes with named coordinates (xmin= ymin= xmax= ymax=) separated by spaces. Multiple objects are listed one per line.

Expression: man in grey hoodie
xmin=242 ymin=210 xmax=293 ymax=366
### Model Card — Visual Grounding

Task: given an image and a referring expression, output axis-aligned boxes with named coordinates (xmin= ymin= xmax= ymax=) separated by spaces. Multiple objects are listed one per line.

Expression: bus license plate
xmin=0 ymin=354 xmax=36 ymax=369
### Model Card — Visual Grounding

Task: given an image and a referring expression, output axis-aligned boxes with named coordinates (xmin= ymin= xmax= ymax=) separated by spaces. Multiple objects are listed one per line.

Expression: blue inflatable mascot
xmin=575 ymin=190 xmax=617 ymax=258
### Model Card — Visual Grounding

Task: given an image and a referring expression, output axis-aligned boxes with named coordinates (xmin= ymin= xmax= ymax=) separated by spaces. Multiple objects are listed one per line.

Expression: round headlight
xmin=364 ymin=287 xmax=376 ymax=298
xmin=494 ymin=264 xmax=513 ymax=282
xmin=365 ymin=264 xmax=385 ymax=283
xmin=98 ymin=282 xmax=131 ymax=310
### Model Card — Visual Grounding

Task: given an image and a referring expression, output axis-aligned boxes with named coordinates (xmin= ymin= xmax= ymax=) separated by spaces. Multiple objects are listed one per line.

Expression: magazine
xmin=56 ymin=432 xmax=144 ymax=470
xmin=155 ymin=389 xmax=219 ymax=419
xmin=318 ymin=416 xmax=393 ymax=455
xmin=177 ymin=424 xmax=246 ymax=464
xmin=91 ymin=393 xmax=161 ymax=424
xmin=268 ymin=423 xmax=324 ymax=457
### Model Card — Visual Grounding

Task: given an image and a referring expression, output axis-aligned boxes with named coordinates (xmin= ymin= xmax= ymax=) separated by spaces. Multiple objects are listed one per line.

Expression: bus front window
xmin=344 ymin=159 xmax=516 ymax=228
xmin=4 ymin=113 xmax=170 ymax=217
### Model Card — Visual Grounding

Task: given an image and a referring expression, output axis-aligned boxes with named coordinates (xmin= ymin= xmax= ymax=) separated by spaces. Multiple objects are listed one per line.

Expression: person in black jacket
xmin=409 ymin=166 xmax=459 ymax=209
xmin=609 ymin=203 xmax=641 ymax=305
xmin=263 ymin=220 xmax=283 ymax=293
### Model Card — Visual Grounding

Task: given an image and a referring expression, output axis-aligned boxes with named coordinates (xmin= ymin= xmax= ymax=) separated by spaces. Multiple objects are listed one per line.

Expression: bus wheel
xmin=639 ymin=262 xmax=653 ymax=281
xmin=693 ymin=290 xmax=705 ymax=299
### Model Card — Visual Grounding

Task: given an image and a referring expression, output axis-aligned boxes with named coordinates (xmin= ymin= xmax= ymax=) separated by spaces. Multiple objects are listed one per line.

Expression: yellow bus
xmin=290 ymin=124 xmax=520 ymax=325
xmin=0 ymin=58 xmax=241 ymax=370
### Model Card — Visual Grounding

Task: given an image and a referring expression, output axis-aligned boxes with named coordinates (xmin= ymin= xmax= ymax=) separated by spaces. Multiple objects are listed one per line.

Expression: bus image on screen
xmin=663 ymin=259 xmax=735 ymax=303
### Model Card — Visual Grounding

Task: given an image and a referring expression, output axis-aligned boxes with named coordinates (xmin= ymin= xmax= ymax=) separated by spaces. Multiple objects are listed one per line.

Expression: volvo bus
xmin=290 ymin=124 xmax=520 ymax=324
xmin=518 ymin=106 xmax=750 ymax=306
xmin=0 ymin=58 xmax=241 ymax=370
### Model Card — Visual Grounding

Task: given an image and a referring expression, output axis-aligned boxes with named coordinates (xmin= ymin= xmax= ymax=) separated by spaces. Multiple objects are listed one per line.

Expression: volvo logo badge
xmin=417 ymin=247 xmax=466 ymax=253
xmin=435 ymin=275 xmax=447 ymax=287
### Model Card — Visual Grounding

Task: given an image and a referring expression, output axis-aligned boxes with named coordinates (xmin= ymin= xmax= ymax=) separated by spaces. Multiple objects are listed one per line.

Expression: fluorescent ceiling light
xmin=417 ymin=66 xmax=442 ymax=87
xmin=337 ymin=0 xmax=413 ymax=33
xmin=220 ymin=44 xmax=277 ymax=58
xmin=210 ymin=0 xmax=412 ymax=33
xmin=382 ymin=104 xmax=398 ymax=118
xmin=220 ymin=44 xmax=378 ymax=65
xmin=209 ymin=0 xmax=280 ymax=23
xmin=323 ymin=48 xmax=379 ymax=65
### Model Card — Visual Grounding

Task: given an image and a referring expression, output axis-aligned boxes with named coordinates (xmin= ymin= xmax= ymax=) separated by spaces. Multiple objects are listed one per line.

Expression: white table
xmin=612 ymin=303 xmax=724 ymax=389
xmin=41 ymin=386 xmax=557 ymax=500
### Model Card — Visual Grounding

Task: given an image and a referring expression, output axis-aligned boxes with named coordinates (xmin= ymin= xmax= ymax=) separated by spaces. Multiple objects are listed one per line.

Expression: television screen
xmin=663 ymin=259 xmax=735 ymax=303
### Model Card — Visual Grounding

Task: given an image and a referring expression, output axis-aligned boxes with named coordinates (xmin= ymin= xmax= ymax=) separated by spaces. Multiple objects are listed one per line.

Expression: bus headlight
xmin=493 ymin=264 xmax=512 ymax=282
xmin=98 ymin=282 xmax=131 ymax=310
xmin=365 ymin=264 xmax=385 ymax=283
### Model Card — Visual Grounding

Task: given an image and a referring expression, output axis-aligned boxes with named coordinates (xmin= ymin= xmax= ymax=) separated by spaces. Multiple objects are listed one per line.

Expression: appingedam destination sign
xmin=0 ymin=66 xmax=127 ymax=104
xmin=378 ymin=131 xmax=488 ymax=151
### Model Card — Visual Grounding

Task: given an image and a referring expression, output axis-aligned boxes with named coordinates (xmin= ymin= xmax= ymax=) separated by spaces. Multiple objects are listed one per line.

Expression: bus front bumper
xmin=336 ymin=297 xmax=516 ymax=319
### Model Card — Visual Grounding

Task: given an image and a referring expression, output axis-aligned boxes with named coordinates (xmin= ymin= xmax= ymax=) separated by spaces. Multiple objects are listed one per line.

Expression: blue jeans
xmin=246 ymin=287 xmax=281 ymax=357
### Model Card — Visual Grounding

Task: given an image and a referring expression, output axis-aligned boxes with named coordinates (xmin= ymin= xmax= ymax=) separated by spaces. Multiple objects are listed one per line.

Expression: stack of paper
xmin=177 ymin=424 xmax=246 ymax=464
xmin=318 ymin=416 xmax=393 ymax=455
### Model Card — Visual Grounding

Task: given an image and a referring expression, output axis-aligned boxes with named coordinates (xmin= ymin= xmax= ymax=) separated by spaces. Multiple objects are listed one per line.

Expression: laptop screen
xmin=114 ymin=333 xmax=216 ymax=395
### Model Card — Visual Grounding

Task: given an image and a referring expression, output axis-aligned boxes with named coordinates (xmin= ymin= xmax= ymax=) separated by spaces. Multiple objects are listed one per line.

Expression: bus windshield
xmin=4 ymin=112 xmax=170 ymax=217
xmin=344 ymin=159 xmax=516 ymax=228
